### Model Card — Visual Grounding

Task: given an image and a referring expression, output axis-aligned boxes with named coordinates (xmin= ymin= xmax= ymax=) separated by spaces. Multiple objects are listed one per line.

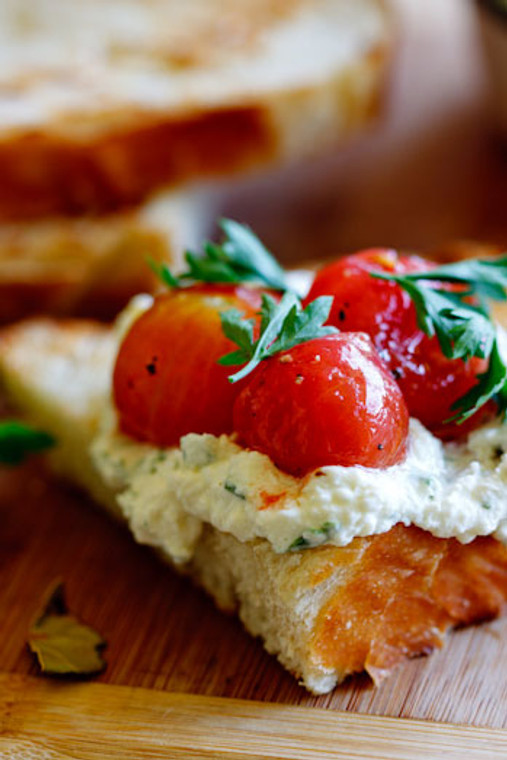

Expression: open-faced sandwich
xmin=1 ymin=222 xmax=507 ymax=693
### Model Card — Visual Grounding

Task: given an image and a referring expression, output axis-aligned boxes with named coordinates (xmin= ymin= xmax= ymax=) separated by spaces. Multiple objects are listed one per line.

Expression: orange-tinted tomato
xmin=113 ymin=286 xmax=259 ymax=446
xmin=306 ymin=250 xmax=493 ymax=440
xmin=233 ymin=333 xmax=409 ymax=476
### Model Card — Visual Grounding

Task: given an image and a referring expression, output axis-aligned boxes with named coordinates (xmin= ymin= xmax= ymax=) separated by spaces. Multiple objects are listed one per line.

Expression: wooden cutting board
xmin=1 ymin=457 xmax=507 ymax=758
xmin=2 ymin=675 xmax=507 ymax=760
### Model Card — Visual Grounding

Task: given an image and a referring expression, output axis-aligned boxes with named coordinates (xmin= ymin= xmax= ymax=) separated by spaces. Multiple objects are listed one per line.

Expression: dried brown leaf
xmin=28 ymin=582 xmax=107 ymax=677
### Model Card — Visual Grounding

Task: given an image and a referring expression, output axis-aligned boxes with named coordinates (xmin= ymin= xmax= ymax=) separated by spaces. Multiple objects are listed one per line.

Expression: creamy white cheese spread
xmin=91 ymin=413 xmax=507 ymax=564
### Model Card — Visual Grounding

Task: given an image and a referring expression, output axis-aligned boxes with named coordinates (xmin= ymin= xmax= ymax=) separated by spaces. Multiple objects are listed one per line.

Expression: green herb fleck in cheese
xmin=91 ymin=415 xmax=507 ymax=564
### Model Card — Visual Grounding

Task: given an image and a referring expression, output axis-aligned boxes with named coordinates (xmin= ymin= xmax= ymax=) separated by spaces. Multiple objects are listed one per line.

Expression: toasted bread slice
xmin=0 ymin=0 xmax=390 ymax=219
xmin=0 ymin=189 xmax=214 ymax=323
xmin=2 ymin=318 xmax=506 ymax=693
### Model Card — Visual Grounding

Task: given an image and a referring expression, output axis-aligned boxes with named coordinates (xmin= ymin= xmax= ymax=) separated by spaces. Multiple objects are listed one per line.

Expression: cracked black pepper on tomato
xmin=220 ymin=292 xmax=409 ymax=476
xmin=305 ymin=249 xmax=504 ymax=440
xmin=113 ymin=220 xmax=286 ymax=446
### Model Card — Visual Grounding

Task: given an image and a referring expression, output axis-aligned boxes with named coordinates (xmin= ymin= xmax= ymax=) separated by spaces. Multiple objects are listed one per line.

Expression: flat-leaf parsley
xmin=372 ymin=256 xmax=507 ymax=421
xmin=149 ymin=219 xmax=290 ymax=292
xmin=0 ymin=420 xmax=55 ymax=465
xmin=219 ymin=292 xmax=338 ymax=382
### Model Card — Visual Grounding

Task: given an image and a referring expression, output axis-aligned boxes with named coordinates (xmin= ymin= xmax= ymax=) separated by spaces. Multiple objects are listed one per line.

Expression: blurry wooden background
xmin=220 ymin=0 xmax=507 ymax=262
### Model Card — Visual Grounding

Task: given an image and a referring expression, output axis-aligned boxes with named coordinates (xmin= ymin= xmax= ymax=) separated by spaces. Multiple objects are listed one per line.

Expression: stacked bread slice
xmin=0 ymin=0 xmax=391 ymax=320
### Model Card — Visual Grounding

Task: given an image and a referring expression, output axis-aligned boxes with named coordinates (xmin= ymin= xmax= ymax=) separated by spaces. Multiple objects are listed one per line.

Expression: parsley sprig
xmin=150 ymin=219 xmax=289 ymax=292
xmin=372 ymin=256 xmax=507 ymax=421
xmin=219 ymin=292 xmax=338 ymax=383
xmin=0 ymin=421 xmax=55 ymax=465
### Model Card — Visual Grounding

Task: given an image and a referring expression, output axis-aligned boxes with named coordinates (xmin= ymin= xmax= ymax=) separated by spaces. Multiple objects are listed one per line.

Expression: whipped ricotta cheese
xmin=91 ymin=413 xmax=507 ymax=564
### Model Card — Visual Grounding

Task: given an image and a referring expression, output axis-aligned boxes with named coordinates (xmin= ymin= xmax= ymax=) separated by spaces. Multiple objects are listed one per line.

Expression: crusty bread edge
xmin=0 ymin=188 xmax=214 ymax=323
xmin=0 ymin=38 xmax=391 ymax=220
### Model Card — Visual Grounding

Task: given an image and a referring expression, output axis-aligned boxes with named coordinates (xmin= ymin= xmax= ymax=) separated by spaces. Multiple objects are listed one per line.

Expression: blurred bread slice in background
xmin=0 ymin=189 xmax=213 ymax=324
xmin=0 ymin=0 xmax=391 ymax=219
xmin=0 ymin=0 xmax=392 ymax=321
xmin=223 ymin=0 xmax=507 ymax=265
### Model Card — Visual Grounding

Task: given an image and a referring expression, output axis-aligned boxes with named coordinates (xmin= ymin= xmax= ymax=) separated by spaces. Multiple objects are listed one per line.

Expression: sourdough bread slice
xmin=0 ymin=188 xmax=214 ymax=323
xmin=0 ymin=0 xmax=391 ymax=219
xmin=2 ymin=318 xmax=507 ymax=693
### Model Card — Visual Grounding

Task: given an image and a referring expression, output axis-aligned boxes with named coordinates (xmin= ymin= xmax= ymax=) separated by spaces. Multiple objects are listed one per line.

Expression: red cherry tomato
xmin=306 ymin=250 xmax=493 ymax=439
xmin=113 ymin=285 xmax=259 ymax=446
xmin=233 ymin=333 xmax=409 ymax=476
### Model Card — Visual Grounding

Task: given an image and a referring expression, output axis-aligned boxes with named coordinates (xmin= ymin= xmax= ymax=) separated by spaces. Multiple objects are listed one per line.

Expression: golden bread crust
xmin=0 ymin=107 xmax=275 ymax=221
xmin=0 ymin=0 xmax=391 ymax=218
xmin=309 ymin=525 xmax=507 ymax=683
xmin=0 ymin=189 xmax=210 ymax=323
xmin=0 ymin=213 xmax=164 ymax=322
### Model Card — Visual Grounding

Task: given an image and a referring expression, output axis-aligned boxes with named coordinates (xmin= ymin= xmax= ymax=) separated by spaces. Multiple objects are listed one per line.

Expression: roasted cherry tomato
xmin=113 ymin=285 xmax=260 ymax=446
xmin=233 ymin=333 xmax=409 ymax=476
xmin=305 ymin=249 xmax=493 ymax=439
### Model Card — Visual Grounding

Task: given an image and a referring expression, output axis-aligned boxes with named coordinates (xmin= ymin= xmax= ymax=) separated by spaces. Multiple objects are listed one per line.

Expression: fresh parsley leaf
xmin=269 ymin=296 xmax=336 ymax=355
xmin=218 ymin=219 xmax=288 ymax=291
xmin=147 ymin=257 xmax=180 ymax=289
xmin=219 ymin=292 xmax=338 ymax=382
xmin=219 ymin=308 xmax=256 ymax=367
xmin=372 ymin=256 xmax=507 ymax=422
xmin=28 ymin=581 xmax=107 ymax=677
xmin=149 ymin=219 xmax=290 ymax=292
xmin=451 ymin=341 xmax=507 ymax=420
xmin=0 ymin=421 xmax=55 ymax=465
xmin=404 ymin=256 xmax=507 ymax=289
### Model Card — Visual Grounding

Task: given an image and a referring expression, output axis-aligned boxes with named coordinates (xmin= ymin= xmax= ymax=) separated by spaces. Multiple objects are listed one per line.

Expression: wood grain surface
xmin=1 ymin=674 xmax=507 ymax=760
xmin=1 ymin=458 xmax=506 ymax=731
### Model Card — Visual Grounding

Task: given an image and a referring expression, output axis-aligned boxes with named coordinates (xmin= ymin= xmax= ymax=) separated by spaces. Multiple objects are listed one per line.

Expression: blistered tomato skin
xmin=113 ymin=286 xmax=258 ymax=447
xmin=306 ymin=250 xmax=493 ymax=440
xmin=233 ymin=333 xmax=409 ymax=477
xmin=305 ymin=249 xmax=429 ymax=341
